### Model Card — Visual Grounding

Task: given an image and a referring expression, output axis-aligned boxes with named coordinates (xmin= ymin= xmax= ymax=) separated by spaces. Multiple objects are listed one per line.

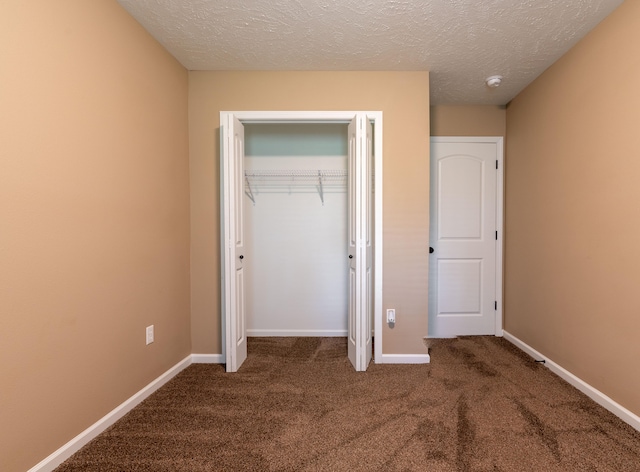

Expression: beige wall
xmin=0 ymin=2 xmax=190 ymax=471
xmin=189 ymin=71 xmax=430 ymax=355
xmin=506 ymin=1 xmax=640 ymax=416
xmin=430 ymin=105 xmax=506 ymax=136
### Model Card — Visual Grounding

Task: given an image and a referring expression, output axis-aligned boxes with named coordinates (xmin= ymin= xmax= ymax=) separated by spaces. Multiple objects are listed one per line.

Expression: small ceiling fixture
xmin=486 ymin=75 xmax=503 ymax=88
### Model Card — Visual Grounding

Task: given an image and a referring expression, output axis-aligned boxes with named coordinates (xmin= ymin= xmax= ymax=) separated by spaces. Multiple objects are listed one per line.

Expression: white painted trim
xmin=247 ymin=329 xmax=348 ymax=337
xmin=430 ymin=137 xmax=504 ymax=144
xmin=26 ymin=356 xmax=192 ymax=472
xmin=372 ymin=112 xmax=383 ymax=365
xmin=191 ymin=353 xmax=225 ymax=364
xmin=503 ymin=331 xmax=640 ymax=433
xmin=429 ymin=136 xmax=505 ymax=336
xmin=380 ymin=353 xmax=431 ymax=364
xmin=494 ymin=137 xmax=504 ymax=337
xmin=229 ymin=110 xmax=370 ymax=123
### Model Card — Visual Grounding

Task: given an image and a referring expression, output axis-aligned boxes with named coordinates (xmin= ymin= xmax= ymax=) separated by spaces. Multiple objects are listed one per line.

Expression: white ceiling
xmin=117 ymin=0 xmax=623 ymax=105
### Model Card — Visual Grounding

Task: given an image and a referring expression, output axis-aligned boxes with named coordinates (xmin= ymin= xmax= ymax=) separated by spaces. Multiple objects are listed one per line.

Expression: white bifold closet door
xmin=221 ymin=113 xmax=373 ymax=372
xmin=221 ymin=115 xmax=247 ymax=372
xmin=347 ymin=116 xmax=373 ymax=371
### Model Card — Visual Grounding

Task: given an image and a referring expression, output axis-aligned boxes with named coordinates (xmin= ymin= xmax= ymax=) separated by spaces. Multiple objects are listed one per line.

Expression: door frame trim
xmin=221 ymin=111 xmax=384 ymax=363
xmin=430 ymin=136 xmax=504 ymax=336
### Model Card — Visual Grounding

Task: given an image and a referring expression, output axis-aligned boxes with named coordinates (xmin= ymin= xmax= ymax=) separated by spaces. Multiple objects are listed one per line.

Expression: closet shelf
xmin=244 ymin=170 xmax=347 ymax=181
xmin=244 ymin=170 xmax=347 ymax=205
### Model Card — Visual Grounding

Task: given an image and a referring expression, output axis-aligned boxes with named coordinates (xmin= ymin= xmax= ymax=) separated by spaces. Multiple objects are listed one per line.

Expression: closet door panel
xmin=347 ymin=118 xmax=358 ymax=369
xmin=221 ymin=113 xmax=247 ymax=372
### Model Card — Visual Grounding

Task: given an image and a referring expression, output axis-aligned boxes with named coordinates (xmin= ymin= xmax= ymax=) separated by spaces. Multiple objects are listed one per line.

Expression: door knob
xmin=429 ymin=247 xmax=434 ymax=254
xmin=349 ymin=255 xmax=353 ymax=259
xmin=239 ymin=255 xmax=244 ymax=260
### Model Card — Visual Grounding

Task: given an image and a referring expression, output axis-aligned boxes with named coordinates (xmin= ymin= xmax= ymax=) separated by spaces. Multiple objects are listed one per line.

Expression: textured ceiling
xmin=117 ymin=0 xmax=623 ymax=105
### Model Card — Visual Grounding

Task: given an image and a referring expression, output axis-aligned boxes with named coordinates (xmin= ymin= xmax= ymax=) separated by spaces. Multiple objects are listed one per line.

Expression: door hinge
xmin=496 ymin=160 xmax=498 ymax=170
xmin=495 ymin=231 xmax=498 ymax=240
xmin=495 ymin=301 xmax=497 ymax=310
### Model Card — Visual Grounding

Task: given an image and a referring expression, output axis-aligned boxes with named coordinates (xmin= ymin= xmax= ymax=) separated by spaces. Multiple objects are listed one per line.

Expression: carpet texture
xmin=56 ymin=336 xmax=640 ymax=471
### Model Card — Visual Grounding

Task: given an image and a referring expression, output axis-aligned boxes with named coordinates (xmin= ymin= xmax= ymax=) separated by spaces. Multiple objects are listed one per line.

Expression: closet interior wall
xmin=244 ymin=123 xmax=349 ymax=336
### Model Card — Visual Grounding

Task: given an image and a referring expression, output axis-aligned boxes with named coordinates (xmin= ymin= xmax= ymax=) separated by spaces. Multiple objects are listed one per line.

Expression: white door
xmin=221 ymin=115 xmax=247 ymax=371
xmin=429 ymin=137 xmax=503 ymax=337
xmin=347 ymin=115 xmax=373 ymax=371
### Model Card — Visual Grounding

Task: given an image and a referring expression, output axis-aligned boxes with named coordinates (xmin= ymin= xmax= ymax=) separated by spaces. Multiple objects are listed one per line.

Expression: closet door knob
xmin=239 ymin=255 xmax=244 ymax=260
xmin=429 ymin=247 xmax=434 ymax=254
xmin=348 ymin=255 xmax=353 ymax=259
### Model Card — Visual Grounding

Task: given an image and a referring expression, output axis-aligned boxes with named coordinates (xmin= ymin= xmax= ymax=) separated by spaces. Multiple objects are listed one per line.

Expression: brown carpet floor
xmin=56 ymin=336 xmax=640 ymax=471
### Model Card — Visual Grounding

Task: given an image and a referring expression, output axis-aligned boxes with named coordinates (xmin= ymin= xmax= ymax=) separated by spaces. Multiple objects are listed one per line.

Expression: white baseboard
xmin=503 ymin=331 xmax=640 ymax=433
xmin=191 ymin=353 xmax=224 ymax=364
xmin=27 ymin=355 xmax=192 ymax=472
xmin=380 ymin=353 xmax=431 ymax=364
xmin=247 ymin=329 xmax=348 ymax=337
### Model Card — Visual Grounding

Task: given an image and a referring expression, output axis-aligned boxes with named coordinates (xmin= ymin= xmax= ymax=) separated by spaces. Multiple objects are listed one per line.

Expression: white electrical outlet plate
xmin=146 ymin=325 xmax=154 ymax=345
xmin=386 ymin=309 xmax=396 ymax=323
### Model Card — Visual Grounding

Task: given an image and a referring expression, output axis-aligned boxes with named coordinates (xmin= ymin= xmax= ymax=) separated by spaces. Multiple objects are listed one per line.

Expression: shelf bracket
xmin=245 ymin=175 xmax=255 ymax=205
xmin=317 ymin=171 xmax=324 ymax=205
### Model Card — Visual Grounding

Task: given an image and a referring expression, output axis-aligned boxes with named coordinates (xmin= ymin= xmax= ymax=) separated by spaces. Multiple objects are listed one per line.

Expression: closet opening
xmin=221 ymin=111 xmax=382 ymax=372
xmin=244 ymin=123 xmax=350 ymax=337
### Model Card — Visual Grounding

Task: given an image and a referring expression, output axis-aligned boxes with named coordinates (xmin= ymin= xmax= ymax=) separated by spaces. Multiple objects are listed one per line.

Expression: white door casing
xmin=221 ymin=111 xmax=382 ymax=372
xmin=221 ymin=115 xmax=248 ymax=371
xmin=429 ymin=137 xmax=504 ymax=338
